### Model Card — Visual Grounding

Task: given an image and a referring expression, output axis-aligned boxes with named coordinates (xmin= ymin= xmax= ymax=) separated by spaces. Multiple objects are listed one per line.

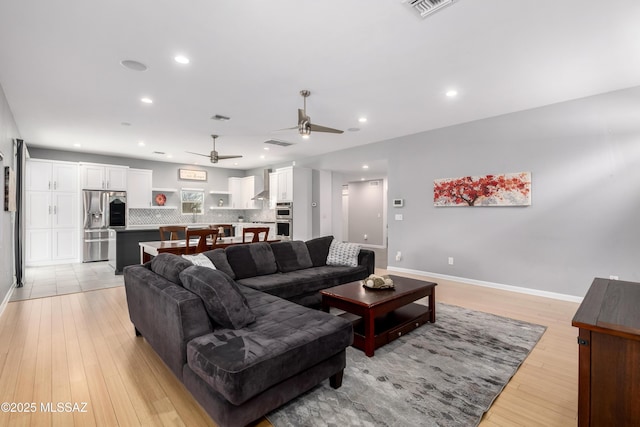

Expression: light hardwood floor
xmin=0 ymin=270 xmax=580 ymax=426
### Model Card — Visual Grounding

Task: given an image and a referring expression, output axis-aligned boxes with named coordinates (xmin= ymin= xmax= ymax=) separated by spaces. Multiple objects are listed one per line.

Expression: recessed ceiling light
xmin=166 ymin=154 xmax=173 ymax=158
xmin=358 ymin=117 xmax=368 ymax=123
xmin=120 ymin=60 xmax=148 ymax=71
xmin=446 ymin=90 xmax=458 ymax=97
xmin=174 ymin=55 xmax=190 ymax=64
xmin=233 ymin=162 xmax=239 ymax=166
xmin=73 ymin=143 xmax=81 ymax=148
xmin=138 ymin=141 xmax=145 ymax=147
xmin=361 ymin=178 xmax=365 ymax=181
xmin=260 ymin=155 xmax=266 ymax=159
xmin=263 ymin=147 xmax=270 ymax=151
xmin=141 ymin=97 xmax=153 ymax=104
xmin=302 ymin=134 xmax=310 ymax=140
xmin=362 ymin=165 xmax=369 ymax=169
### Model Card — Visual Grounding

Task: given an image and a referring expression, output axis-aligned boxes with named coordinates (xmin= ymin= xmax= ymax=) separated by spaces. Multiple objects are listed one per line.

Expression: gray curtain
xmin=14 ymin=139 xmax=25 ymax=287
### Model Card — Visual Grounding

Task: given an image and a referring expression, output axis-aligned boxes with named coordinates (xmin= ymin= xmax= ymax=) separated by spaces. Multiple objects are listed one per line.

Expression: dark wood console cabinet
xmin=572 ymin=278 xmax=640 ymax=426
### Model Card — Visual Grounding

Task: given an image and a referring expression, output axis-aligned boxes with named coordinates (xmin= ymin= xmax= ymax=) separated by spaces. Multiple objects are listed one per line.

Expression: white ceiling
xmin=1 ymin=0 xmax=640 ymax=171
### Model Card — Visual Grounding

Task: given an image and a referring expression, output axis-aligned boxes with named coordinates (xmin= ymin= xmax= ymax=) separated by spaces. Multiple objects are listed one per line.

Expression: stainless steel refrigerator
xmin=82 ymin=190 xmax=126 ymax=262
xmin=83 ymin=190 xmax=109 ymax=262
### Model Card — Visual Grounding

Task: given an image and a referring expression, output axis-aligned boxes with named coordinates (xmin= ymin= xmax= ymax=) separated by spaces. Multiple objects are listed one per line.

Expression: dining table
xmin=138 ymin=236 xmax=281 ymax=263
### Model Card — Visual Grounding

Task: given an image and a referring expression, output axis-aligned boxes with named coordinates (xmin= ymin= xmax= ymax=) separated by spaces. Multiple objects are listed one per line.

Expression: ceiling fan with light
xmin=186 ymin=134 xmax=243 ymax=164
xmin=279 ymin=90 xmax=343 ymax=137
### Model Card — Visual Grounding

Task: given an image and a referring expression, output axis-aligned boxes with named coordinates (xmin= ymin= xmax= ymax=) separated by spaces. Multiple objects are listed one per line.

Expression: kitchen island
xmin=138 ymin=235 xmax=281 ymax=263
xmin=110 ymin=222 xmax=276 ymax=274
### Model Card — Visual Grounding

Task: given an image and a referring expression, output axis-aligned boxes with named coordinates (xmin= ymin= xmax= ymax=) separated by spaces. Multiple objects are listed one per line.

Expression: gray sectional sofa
xmin=123 ymin=235 xmax=374 ymax=427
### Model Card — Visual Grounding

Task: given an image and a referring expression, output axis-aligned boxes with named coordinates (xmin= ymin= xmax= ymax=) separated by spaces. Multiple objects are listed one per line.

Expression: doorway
xmin=343 ymin=179 xmax=388 ymax=269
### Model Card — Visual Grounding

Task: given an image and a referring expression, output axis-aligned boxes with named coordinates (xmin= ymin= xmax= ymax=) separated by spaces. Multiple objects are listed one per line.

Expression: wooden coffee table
xmin=320 ymin=275 xmax=437 ymax=357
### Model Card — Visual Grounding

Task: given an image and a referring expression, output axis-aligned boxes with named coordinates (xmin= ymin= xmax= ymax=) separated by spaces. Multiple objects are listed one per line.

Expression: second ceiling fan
xmin=281 ymin=90 xmax=344 ymax=137
xmin=186 ymin=134 xmax=242 ymax=164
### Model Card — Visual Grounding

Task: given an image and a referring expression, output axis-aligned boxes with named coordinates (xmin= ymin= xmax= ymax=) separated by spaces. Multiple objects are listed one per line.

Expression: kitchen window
xmin=181 ymin=189 xmax=204 ymax=215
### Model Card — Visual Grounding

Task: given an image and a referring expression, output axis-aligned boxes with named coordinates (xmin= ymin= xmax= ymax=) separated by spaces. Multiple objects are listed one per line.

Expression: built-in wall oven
xmin=276 ymin=202 xmax=292 ymax=239
xmin=276 ymin=219 xmax=292 ymax=239
xmin=275 ymin=202 xmax=292 ymax=219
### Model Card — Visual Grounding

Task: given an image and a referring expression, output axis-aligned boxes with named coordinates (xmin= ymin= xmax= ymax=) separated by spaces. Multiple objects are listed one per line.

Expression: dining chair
xmin=186 ymin=228 xmax=219 ymax=254
xmin=159 ymin=225 xmax=186 ymax=241
xmin=211 ymin=224 xmax=234 ymax=238
xmin=242 ymin=227 xmax=270 ymax=243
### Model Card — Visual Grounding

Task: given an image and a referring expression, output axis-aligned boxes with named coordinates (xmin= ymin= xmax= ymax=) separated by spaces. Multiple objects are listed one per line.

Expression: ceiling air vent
xmin=211 ymin=114 xmax=231 ymax=121
xmin=264 ymin=139 xmax=295 ymax=147
xmin=404 ymin=0 xmax=455 ymax=18
xmin=152 ymin=151 xmax=166 ymax=155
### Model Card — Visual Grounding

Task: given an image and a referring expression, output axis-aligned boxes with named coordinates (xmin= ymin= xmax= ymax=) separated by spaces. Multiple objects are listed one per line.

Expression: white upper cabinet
xmin=228 ymin=177 xmax=243 ymax=209
xmin=228 ymin=176 xmax=261 ymax=209
xmin=269 ymin=172 xmax=277 ymax=209
xmin=275 ymin=167 xmax=293 ymax=202
xmin=80 ymin=163 xmax=128 ymax=190
xmin=106 ymin=166 xmax=128 ymax=190
xmin=26 ymin=160 xmax=78 ymax=192
xmin=127 ymin=168 xmax=153 ymax=208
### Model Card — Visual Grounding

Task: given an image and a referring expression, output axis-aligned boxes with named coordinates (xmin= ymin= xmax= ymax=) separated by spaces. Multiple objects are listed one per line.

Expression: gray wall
xmin=387 ymin=88 xmax=640 ymax=298
xmin=0 ymin=84 xmax=19 ymax=306
xmin=299 ymin=86 xmax=640 ymax=298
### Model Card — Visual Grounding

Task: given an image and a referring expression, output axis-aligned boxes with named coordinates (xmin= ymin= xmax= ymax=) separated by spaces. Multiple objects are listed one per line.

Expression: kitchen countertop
xmin=122 ymin=222 xmax=276 ymax=231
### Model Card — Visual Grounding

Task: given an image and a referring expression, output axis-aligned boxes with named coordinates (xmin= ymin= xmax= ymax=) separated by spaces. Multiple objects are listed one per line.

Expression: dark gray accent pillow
xmin=150 ymin=253 xmax=193 ymax=284
xmin=305 ymin=235 xmax=334 ymax=267
xmin=270 ymin=241 xmax=313 ymax=273
xmin=179 ymin=266 xmax=256 ymax=329
xmin=225 ymin=243 xmax=278 ymax=279
xmin=203 ymin=248 xmax=236 ymax=279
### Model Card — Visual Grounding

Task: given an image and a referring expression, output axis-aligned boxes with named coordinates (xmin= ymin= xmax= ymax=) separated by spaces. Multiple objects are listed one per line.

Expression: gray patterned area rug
xmin=267 ymin=303 xmax=546 ymax=427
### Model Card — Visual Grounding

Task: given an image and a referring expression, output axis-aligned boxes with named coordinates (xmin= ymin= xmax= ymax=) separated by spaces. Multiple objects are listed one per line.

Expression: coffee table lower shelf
xmin=339 ymin=303 xmax=432 ymax=353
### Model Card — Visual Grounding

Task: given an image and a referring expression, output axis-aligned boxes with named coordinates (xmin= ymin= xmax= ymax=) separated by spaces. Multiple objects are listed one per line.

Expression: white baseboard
xmin=0 ymin=279 xmax=16 ymax=319
xmin=386 ymin=266 xmax=583 ymax=303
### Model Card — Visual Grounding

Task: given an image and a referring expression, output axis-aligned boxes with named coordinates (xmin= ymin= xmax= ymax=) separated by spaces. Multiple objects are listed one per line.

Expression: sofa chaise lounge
xmin=123 ymin=236 xmax=374 ymax=426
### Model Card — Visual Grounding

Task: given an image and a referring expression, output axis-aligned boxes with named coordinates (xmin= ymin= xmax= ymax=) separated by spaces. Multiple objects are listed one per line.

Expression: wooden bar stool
xmin=242 ymin=227 xmax=270 ymax=243
xmin=159 ymin=225 xmax=186 ymax=241
xmin=211 ymin=224 xmax=234 ymax=238
xmin=186 ymin=228 xmax=219 ymax=254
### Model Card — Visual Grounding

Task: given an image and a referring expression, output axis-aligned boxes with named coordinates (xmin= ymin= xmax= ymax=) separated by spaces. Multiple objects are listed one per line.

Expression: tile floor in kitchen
xmin=10 ymin=261 xmax=123 ymax=302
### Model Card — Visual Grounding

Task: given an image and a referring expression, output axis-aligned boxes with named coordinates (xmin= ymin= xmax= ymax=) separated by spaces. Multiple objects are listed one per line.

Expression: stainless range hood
xmin=252 ymin=169 xmax=272 ymax=200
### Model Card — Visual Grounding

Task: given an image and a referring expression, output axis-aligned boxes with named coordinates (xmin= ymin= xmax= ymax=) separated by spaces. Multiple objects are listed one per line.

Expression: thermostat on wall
xmin=393 ymin=198 xmax=404 ymax=207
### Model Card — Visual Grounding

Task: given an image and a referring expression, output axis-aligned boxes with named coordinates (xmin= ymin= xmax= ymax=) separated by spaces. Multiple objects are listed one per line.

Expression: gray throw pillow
xmin=150 ymin=253 xmax=193 ymax=284
xmin=179 ymin=266 xmax=256 ymax=329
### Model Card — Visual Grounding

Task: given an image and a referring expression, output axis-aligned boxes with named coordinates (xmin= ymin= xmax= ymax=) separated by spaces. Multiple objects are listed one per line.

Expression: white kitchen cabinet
xmin=228 ymin=176 xmax=261 ymax=209
xmin=27 ymin=159 xmax=78 ymax=192
xmin=52 ymin=228 xmax=79 ymax=260
xmin=25 ymin=229 xmax=52 ymax=263
xmin=25 ymin=160 xmax=79 ymax=266
xmin=80 ymin=163 xmax=128 ymax=190
xmin=27 ymin=228 xmax=78 ymax=263
xmin=275 ymin=167 xmax=293 ymax=202
xmin=127 ymin=168 xmax=153 ymax=208
xmin=228 ymin=177 xmax=243 ymax=209
xmin=269 ymin=172 xmax=277 ymax=209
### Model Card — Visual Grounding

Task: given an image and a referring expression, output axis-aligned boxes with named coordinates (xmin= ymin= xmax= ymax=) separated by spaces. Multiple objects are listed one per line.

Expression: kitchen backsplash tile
xmin=129 ymin=207 xmax=276 ymax=225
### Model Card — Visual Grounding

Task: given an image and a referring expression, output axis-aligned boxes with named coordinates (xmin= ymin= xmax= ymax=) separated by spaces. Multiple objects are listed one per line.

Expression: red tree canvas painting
xmin=433 ymin=172 xmax=531 ymax=206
